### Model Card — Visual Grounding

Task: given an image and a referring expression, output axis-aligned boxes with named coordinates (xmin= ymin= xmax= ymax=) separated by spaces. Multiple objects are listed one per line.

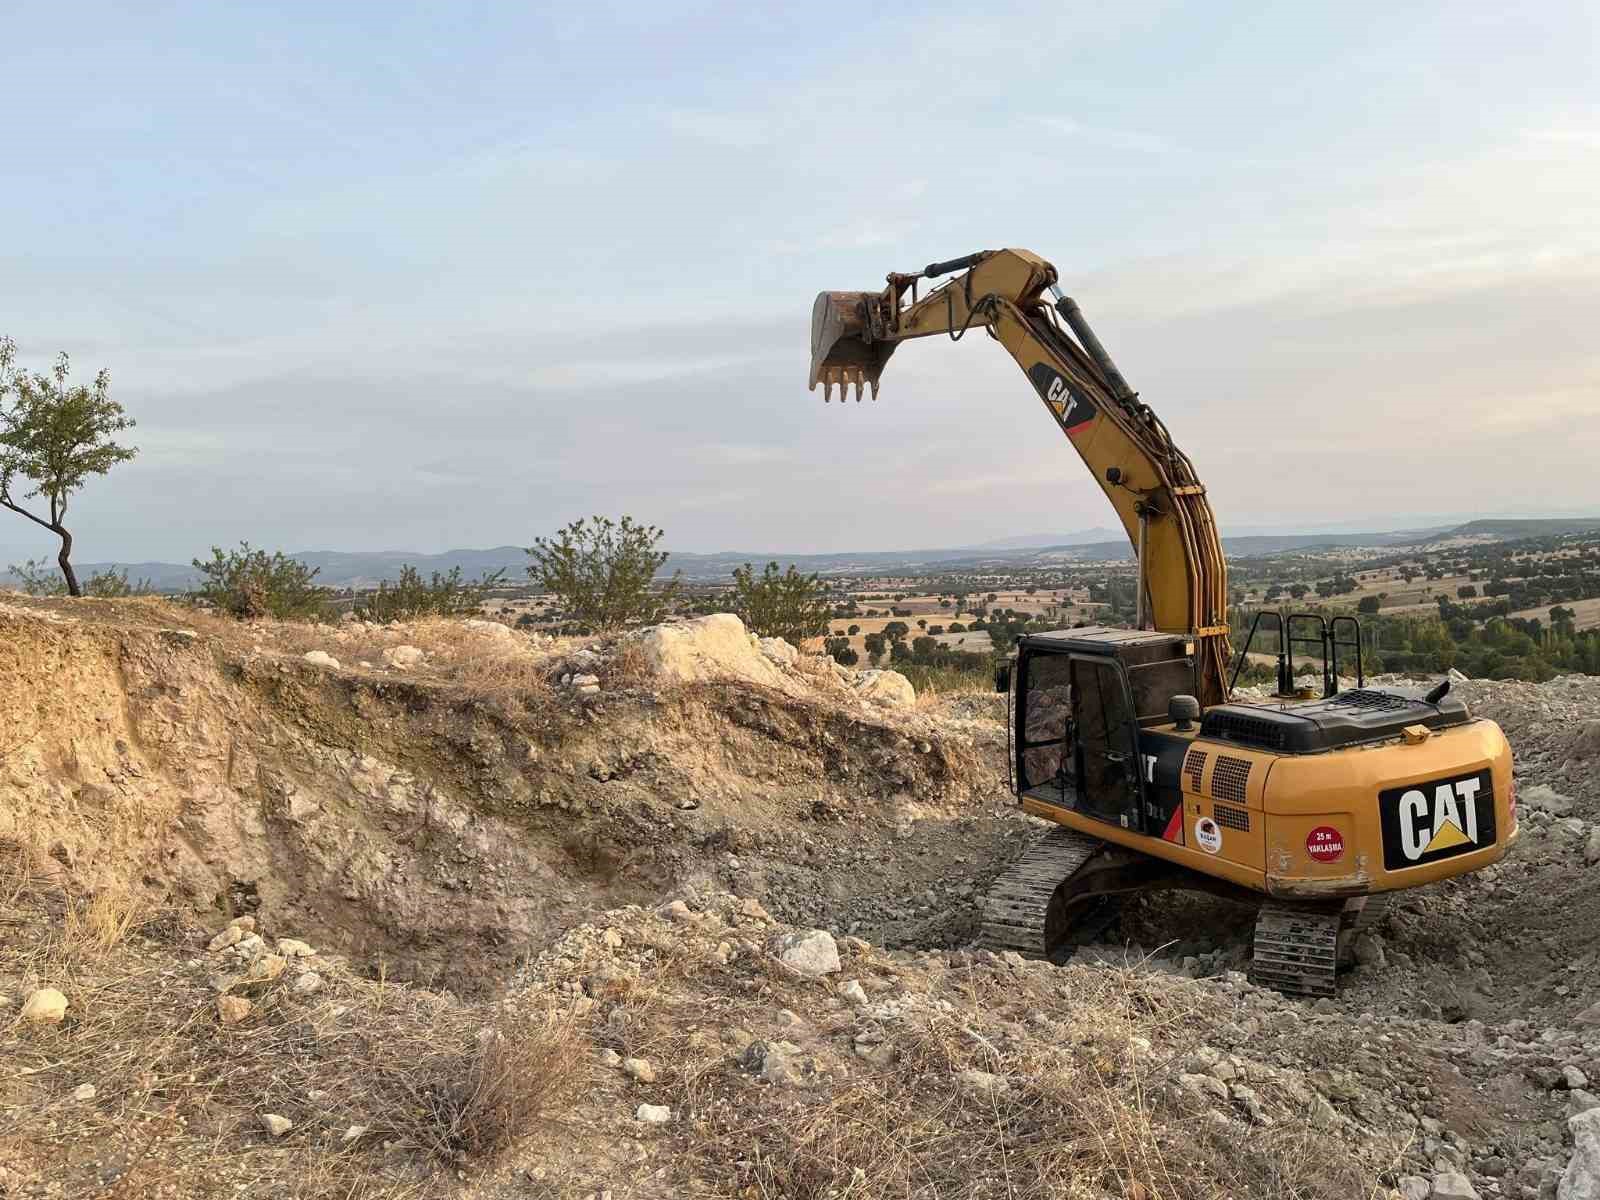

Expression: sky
xmin=2 ymin=0 xmax=1597 ymax=563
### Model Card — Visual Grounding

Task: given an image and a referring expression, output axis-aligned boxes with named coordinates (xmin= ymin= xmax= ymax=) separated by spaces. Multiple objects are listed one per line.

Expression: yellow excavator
xmin=810 ymin=249 xmax=1518 ymax=995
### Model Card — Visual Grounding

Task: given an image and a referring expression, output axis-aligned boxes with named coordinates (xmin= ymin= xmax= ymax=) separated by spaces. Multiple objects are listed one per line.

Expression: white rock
xmin=1586 ymin=828 xmax=1600 ymax=867
xmin=292 ymin=972 xmax=324 ymax=996
xmin=757 ymin=637 xmax=799 ymax=666
xmin=227 ymin=915 xmax=257 ymax=932
xmin=208 ymin=926 xmax=244 ymax=952
xmin=463 ymin=619 xmax=513 ymax=641
xmin=1570 ymin=1090 xmax=1600 ymax=1118
xmin=1396 ymin=1177 xmax=1429 ymax=1200
xmin=1568 ymin=1066 xmax=1592 ymax=1090
xmin=1431 ymin=1171 xmax=1479 ymax=1200
xmin=599 ymin=1049 xmax=623 ymax=1067
xmin=341 ymin=1125 xmax=368 ymax=1144
xmin=1564 ymin=1114 xmax=1600 ymax=1200
xmin=382 ymin=645 xmax=424 ymax=669
xmin=635 ymin=614 xmax=797 ymax=693
xmin=773 ymin=930 xmax=841 ymax=977
xmin=853 ymin=669 xmax=916 ymax=708
xmin=277 ymin=938 xmax=316 ymax=958
xmin=303 ymin=650 xmax=340 ymax=669
xmin=72 ymin=1083 xmax=96 ymax=1102
xmin=635 ymin=1104 xmax=671 ymax=1124
xmin=20 ymin=988 xmax=67 ymax=1024
xmin=260 ymin=1113 xmax=293 ymax=1138
xmin=1448 ymin=667 xmax=1469 ymax=682
xmin=838 ymin=979 xmax=869 ymax=1006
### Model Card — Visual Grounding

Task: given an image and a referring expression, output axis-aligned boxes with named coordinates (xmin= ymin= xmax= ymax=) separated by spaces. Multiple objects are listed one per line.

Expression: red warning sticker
xmin=1306 ymin=826 xmax=1345 ymax=863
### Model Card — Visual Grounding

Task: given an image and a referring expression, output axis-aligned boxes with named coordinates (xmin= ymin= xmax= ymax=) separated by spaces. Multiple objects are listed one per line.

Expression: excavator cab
xmin=1013 ymin=628 xmax=1198 ymax=835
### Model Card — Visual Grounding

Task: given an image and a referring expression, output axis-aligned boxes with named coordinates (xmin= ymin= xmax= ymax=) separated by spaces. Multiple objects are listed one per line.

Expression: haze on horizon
xmin=3 ymin=1 xmax=1597 ymax=566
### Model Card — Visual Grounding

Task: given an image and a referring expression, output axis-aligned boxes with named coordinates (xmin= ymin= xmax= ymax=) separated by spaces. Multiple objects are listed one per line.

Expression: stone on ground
xmin=1562 ymin=1107 xmax=1600 ymax=1200
xmin=773 ymin=930 xmax=841 ymax=977
xmin=1431 ymin=1171 xmax=1479 ymax=1200
xmin=853 ymin=669 xmax=916 ymax=708
xmin=382 ymin=645 xmax=424 ymax=669
xmin=622 ymin=1057 xmax=656 ymax=1083
xmin=635 ymin=1104 xmax=671 ymax=1124
xmin=302 ymin=650 xmax=340 ymax=669
xmin=216 ymin=996 xmax=252 ymax=1024
xmin=20 ymin=988 xmax=67 ymax=1024
xmin=635 ymin=614 xmax=791 ymax=692
xmin=259 ymin=1113 xmax=293 ymax=1138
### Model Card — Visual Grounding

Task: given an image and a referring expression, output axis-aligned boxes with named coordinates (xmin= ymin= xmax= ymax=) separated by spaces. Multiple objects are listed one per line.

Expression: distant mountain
xmin=10 ymin=515 xmax=1597 ymax=592
xmin=967 ymin=527 xmax=1123 ymax=550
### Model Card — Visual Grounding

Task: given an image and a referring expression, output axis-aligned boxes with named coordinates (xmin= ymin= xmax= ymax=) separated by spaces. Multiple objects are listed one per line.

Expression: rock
xmin=1568 ymin=1067 xmax=1591 ymax=1091
xmin=570 ymin=673 xmax=601 ymax=694
xmin=260 ymin=1113 xmax=293 ymax=1138
xmin=228 ymin=915 xmax=257 ymax=932
xmin=341 ymin=1125 xmax=368 ymax=1144
xmin=216 ymin=996 xmax=253 ymax=1024
xmin=1178 ymin=1072 xmax=1230 ymax=1102
xmin=1431 ymin=1171 xmax=1480 ymax=1200
xmin=660 ymin=900 xmax=695 ymax=924
xmin=1230 ymin=1083 xmax=1271 ymax=1125
xmin=463 ymin=619 xmax=513 ymax=641
xmin=955 ymin=1068 xmax=1011 ymax=1098
xmin=1571 ymin=1090 xmax=1600 ymax=1118
xmin=1586 ymin=828 xmax=1600 ymax=867
xmin=1448 ymin=668 xmax=1469 ymax=683
xmin=773 ymin=930 xmax=841 ymax=977
xmin=302 ymin=650 xmax=340 ymax=669
xmin=208 ymin=925 xmax=244 ymax=952
xmin=292 ymin=972 xmax=324 ymax=996
xmin=853 ymin=669 xmax=916 ymax=708
xmin=1561 ymin=1111 xmax=1600 ymax=1200
xmin=381 ymin=645 xmax=424 ymax=669
xmin=1570 ymin=721 xmax=1600 ymax=763
xmin=599 ymin=1049 xmax=622 ymax=1067
xmin=1578 ymin=1002 xmax=1600 ymax=1028
xmin=839 ymin=979 xmax=869 ymax=1006
xmin=1397 ymin=1177 xmax=1430 ymax=1200
xmin=740 ymin=898 xmax=771 ymax=922
xmin=622 ymin=1057 xmax=657 ymax=1083
xmin=742 ymin=1040 xmax=810 ymax=1087
xmin=1521 ymin=785 xmax=1576 ymax=816
xmin=757 ymin=637 xmax=799 ymax=667
xmin=20 ymin=988 xmax=67 ymax=1025
xmin=1353 ymin=933 xmax=1387 ymax=968
xmin=72 ymin=1083 xmax=96 ymax=1102
xmin=245 ymin=954 xmax=287 ymax=985
xmin=636 ymin=614 xmax=794 ymax=693
xmin=635 ymin=1104 xmax=671 ymax=1124
xmin=231 ymin=933 xmax=265 ymax=958
xmin=277 ymin=938 xmax=316 ymax=958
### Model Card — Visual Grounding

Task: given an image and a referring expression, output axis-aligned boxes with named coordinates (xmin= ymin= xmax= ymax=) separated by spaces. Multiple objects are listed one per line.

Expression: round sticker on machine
xmin=1306 ymin=825 xmax=1345 ymax=863
xmin=1194 ymin=817 xmax=1223 ymax=854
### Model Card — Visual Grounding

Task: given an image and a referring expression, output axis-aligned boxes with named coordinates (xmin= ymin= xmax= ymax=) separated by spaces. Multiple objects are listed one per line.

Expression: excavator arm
xmin=809 ymin=248 xmax=1232 ymax=707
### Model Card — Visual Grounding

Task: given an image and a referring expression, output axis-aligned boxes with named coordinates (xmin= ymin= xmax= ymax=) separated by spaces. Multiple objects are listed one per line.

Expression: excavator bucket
xmin=809 ymin=291 xmax=896 ymax=401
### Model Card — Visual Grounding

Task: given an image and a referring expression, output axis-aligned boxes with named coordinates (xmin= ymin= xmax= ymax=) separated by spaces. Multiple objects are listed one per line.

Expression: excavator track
xmin=1250 ymin=902 xmax=1343 ymax=997
xmin=977 ymin=827 xmax=1106 ymax=956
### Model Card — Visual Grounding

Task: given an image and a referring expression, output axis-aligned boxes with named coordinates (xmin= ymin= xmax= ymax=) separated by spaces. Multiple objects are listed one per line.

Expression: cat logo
xmin=1025 ymin=363 xmax=1098 ymax=436
xmin=1379 ymin=768 xmax=1496 ymax=871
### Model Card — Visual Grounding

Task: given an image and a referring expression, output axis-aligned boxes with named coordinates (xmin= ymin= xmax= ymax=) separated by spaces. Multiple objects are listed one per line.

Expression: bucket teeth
xmin=814 ymin=366 xmax=877 ymax=404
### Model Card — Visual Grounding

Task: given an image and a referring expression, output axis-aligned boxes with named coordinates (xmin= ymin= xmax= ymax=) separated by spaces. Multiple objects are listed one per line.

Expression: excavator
xmin=809 ymin=249 xmax=1518 ymax=995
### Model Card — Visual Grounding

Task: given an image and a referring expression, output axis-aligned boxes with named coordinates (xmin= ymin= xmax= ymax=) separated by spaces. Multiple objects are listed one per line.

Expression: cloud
xmin=1030 ymin=115 xmax=1174 ymax=155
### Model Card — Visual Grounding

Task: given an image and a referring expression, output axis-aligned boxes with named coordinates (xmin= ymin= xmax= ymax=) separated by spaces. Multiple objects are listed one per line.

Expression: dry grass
xmin=0 ymin=854 xmax=585 ymax=1198
xmin=522 ymin=900 xmax=1386 ymax=1200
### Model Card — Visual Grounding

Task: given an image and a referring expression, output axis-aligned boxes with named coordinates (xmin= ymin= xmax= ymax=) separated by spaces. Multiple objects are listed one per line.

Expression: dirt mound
xmin=0 ymin=597 xmax=1008 ymax=994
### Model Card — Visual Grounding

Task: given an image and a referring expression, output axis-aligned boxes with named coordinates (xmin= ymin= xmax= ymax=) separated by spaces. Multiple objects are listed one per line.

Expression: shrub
xmin=527 ymin=515 xmax=680 ymax=632
xmin=191 ymin=542 xmax=328 ymax=620
xmin=355 ymin=565 xmax=506 ymax=623
xmin=731 ymin=561 xmax=831 ymax=646
xmin=824 ymin=635 xmax=859 ymax=667
xmin=9 ymin=558 xmax=154 ymax=597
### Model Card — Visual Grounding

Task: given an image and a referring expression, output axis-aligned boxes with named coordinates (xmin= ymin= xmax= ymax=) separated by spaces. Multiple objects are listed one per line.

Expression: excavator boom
xmin=809 ymin=248 xmax=1232 ymax=705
